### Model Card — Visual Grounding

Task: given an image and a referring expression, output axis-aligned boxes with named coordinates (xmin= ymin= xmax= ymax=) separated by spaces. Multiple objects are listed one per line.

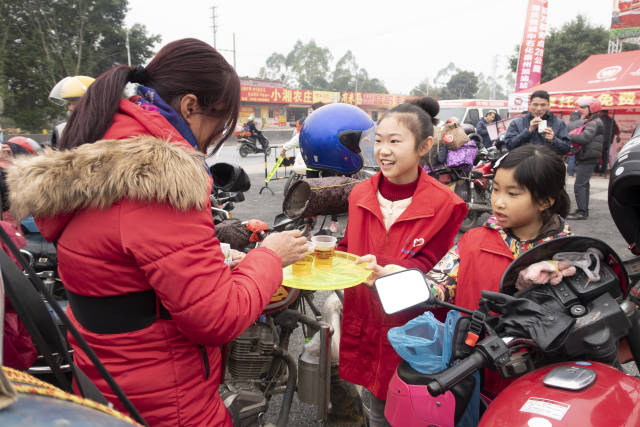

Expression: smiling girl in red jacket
xmin=336 ymin=97 xmax=467 ymax=425
xmin=7 ymin=39 xmax=308 ymax=426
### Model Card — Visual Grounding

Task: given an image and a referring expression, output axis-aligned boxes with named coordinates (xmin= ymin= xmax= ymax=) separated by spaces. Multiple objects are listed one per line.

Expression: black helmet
xmin=462 ymin=123 xmax=476 ymax=135
xmin=609 ymin=134 xmax=640 ymax=255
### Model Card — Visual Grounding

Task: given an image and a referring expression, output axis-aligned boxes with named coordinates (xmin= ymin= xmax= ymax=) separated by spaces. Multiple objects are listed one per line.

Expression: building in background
xmin=239 ymin=78 xmax=409 ymax=128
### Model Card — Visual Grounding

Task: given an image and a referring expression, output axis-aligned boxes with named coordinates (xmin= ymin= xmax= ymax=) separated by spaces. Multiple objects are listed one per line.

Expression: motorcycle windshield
xmin=359 ymin=125 xmax=377 ymax=168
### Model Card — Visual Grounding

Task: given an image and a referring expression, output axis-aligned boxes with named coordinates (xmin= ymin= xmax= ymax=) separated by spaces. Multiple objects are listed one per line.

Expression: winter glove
xmin=515 ymin=260 xmax=577 ymax=291
xmin=481 ymin=290 xmax=575 ymax=351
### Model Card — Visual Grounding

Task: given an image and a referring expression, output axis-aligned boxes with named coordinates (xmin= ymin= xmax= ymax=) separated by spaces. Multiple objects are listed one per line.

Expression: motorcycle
xmin=238 ymin=130 xmax=271 ymax=157
xmin=377 ymin=235 xmax=640 ymax=426
xmin=431 ymin=142 xmax=500 ymax=232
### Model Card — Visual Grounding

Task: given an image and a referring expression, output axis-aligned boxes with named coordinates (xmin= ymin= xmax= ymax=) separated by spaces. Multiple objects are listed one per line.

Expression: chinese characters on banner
xmin=548 ymin=90 xmax=640 ymax=111
xmin=240 ymin=85 xmax=408 ymax=107
xmin=516 ymin=0 xmax=549 ymax=91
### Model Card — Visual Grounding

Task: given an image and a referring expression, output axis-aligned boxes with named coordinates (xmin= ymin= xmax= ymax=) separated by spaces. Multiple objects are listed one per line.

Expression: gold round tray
xmin=282 ymin=251 xmax=371 ymax=290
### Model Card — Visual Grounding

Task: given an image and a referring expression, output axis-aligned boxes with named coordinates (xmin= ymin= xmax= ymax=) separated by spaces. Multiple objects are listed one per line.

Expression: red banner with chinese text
xmin=241 ymin=85 xmax=409 ymax=107
xmin=549 ymin=90 xmax=640 ymax=112
xmin=515 ymin=0 xmax=548 ymax=91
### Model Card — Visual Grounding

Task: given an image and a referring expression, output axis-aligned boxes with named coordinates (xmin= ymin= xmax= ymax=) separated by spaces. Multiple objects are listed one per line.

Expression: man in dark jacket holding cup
xmin=505 ymin=90 xmax=570 ymax=155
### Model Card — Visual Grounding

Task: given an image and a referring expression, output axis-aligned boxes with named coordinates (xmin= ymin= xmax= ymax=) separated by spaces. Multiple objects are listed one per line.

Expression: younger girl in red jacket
xmin=423 ymin=144 xmax=572 ymax=397
xmin=337 ymin=97 xmax=467 ymax=425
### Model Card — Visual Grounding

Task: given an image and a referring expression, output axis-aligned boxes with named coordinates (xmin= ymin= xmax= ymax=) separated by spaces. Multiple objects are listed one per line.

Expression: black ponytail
xmin=58 ymin=66 xmax=131 ymax=150
xmin=59 ymin=38 xmax=240 ymax=154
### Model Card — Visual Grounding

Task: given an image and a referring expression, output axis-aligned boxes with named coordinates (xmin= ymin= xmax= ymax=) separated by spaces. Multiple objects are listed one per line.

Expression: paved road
xmin=213 ymin=147 xmax=638 ymax=425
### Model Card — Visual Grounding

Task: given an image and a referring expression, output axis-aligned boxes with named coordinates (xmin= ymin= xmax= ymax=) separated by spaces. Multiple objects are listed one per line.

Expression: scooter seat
xmin=396 ymin=360 xmax=477 ymax=424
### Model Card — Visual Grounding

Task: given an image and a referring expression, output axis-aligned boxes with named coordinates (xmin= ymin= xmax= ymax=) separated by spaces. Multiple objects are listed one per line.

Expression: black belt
xmin=67 ymin=289 xmax=172 ymax=334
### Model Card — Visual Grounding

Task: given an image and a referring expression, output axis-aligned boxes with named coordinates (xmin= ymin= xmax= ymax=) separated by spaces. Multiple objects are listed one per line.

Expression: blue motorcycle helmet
xmin=299 ymin=103 xmax=375 ymax=174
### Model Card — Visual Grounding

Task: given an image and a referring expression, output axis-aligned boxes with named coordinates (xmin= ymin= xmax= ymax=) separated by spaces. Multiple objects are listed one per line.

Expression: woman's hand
xmin=228 ymin=249 xmax=246 ymax=269
xmin=515 ymin=260 xmax=576 ymax=291
xmin=260 ymin=230 xmax=309 ymax=267
xmin=355 ymin=254 xmax=389 ymax=288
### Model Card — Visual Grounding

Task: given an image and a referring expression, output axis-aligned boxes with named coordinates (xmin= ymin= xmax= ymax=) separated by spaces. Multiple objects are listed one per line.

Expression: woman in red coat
xmin=337 ymin=97 xmax=467 ymax=425
xmin=7 ymin=38 xmax=307 ymax=426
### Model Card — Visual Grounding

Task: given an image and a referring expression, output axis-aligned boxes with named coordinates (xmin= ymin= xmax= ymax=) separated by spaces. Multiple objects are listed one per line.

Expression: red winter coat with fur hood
xmin=7 ymin=99 xmax=283 ymax=426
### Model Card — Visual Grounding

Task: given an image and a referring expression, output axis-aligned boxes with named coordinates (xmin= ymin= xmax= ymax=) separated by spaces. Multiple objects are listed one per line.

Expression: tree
xmin=475 ymin=73 xmax=507 ymax=100
xmin=509 ymin=15 xmax=609 ymax=84
xmin=410 ymin=77 xmax=444 ymax=98
xmin=433 ymin=62 xmax=460 ymax=88
xmin=410 ymin=78 xmax=433 ymax=96
xmin=259 ymin=43 xmax=387 ymax=93
xmin=441 ymin=71 xmax=479 ymax=99
xmin=0 ymin=0 xmax=160 ymax=131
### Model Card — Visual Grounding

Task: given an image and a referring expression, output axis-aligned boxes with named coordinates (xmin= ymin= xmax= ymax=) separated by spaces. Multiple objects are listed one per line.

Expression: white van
xmin=435 ymin=99 xmax=509 ymax=127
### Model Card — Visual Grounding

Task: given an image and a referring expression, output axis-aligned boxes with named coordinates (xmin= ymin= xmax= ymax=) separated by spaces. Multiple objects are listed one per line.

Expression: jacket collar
xmin=357 ymin=168 xmax=435 ymax=226
xmin=7 ymin=136 xmax=211 ymax=222
xmin=479 ymin=214 xmax=571 ymax=260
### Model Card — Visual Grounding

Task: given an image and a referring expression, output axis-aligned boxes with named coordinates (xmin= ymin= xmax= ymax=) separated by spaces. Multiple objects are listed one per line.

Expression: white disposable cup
xmin=311 ymin=235 xmax=337 ymax=250
xmin=220 ymin=243 xmax=231 ymax=265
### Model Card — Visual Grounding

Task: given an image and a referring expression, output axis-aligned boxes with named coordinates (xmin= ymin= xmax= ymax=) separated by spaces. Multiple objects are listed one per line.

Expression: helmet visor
xmin=359 ymin=125 xmax=377 ymax=168
xmin=49 ymin=76 xmax=93 ymax=105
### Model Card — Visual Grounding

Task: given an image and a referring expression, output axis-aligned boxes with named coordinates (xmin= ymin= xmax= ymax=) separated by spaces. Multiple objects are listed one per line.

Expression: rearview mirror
xmin=210 ymin=163 xmax=251 ymax=192
xmin=375 ymin=268 xmax=432 ymax=314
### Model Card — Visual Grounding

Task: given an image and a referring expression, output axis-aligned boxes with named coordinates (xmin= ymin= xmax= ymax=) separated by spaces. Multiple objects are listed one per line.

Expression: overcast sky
xmin=125 ymin=0 xmax=613 ymax=95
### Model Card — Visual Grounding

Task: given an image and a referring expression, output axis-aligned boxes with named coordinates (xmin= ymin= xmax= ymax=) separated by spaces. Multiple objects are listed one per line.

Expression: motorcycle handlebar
xmin=427 ymin=351 xmax=487 ymax=396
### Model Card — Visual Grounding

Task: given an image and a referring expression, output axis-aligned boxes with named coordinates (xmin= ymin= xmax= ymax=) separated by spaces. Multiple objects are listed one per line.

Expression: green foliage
xmin=508 ymin=15 xmax=609 ymax=83
xmin=441 ymin=71 xmax=479 ymax=99
xmin=259 ymin=42 xmax=387 ymax=93
xmin=0 ymin=0 xmax=160 ymax=131
xmin=475 ymin=73 xmax=507 ymax=100
xmin=410 ymin=78 xmax=444 ymax=98
xmin=411 ymin=64 xmax=507 ymax=100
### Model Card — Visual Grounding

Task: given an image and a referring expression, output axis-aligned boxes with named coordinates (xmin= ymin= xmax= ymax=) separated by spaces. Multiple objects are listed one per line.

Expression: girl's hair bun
xmin=407 ymin=96 xmax=439 ymax=125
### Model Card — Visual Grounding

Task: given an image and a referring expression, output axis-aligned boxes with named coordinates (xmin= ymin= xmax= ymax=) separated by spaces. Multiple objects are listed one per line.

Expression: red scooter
xmin=378 ymin=236 xmax=640 ymax=427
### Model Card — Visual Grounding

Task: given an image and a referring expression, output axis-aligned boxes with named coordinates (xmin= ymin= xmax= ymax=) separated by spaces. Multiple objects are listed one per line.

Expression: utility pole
xmin=490 ymin=55 xmax=497 ymax=100
xmin=211 ymin=5 xmax=218 ymax=49
xmin=232 ymin=33 xmax=236 ymax=69
xmin=125 ymin=28 xmax=131 ymax=66
xmin=210 ymin=5 xmax=237 ymax=69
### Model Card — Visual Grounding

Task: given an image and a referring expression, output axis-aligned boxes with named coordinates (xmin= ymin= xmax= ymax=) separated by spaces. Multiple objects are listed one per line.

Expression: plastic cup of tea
xmin=220 ymin=242 xmax=232 ymax=266
xmin=292 ymin=242 xmax=315 ymax=276
xmin=311 ymin=235 xmax=337 ymax=268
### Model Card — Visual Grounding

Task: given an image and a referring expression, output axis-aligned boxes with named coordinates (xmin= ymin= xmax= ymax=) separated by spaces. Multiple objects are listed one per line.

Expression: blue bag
xmin=387 ymin=310 xmax=461 ymax=374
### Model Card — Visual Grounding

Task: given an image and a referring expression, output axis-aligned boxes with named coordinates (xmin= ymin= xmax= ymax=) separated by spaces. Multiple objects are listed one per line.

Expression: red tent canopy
xmin=511 ymin=50 xmax=640 ymax=113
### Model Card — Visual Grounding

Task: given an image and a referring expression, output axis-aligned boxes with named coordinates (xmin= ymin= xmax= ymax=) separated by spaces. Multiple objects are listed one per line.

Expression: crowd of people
xmin=0 ymin=36 xmax=637 ymax=426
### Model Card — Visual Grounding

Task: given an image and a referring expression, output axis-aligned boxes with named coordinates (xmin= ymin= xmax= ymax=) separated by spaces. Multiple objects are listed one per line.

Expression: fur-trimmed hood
xmin=7 ymin=136 xmax=211 ymax=220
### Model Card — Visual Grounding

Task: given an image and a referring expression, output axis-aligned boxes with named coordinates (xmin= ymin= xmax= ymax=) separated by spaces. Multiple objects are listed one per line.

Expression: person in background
xmin=8 ymin=38 xmax=308 ymax=426
xmin=476 ymin=109 xmax=497 ymax=148
xmin=566 ymin=110 xmax=584 ymax=177
xmin=567 ymin=96 xmax=604 ymax=221
xmin=337 ymin=96 xmax=467 ymax=426
xmin=246 ymin=113 xmax=269 ymax=151
xmin=48 ymin=75 xmax=95 ymax=148
xmin=597 ymin=109 xmax=620 ymax=175
xmin=504 ymin=90 xmax=570 ymax=154
xmin=280 ymin=101 xmax=325 ymax=169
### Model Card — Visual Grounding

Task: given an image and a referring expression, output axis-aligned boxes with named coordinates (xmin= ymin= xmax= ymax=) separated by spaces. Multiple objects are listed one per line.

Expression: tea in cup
xmin=292 ymin=242 xmax=315 ymax=276
xmin=311 ymin=235 xmax=337 ymax=268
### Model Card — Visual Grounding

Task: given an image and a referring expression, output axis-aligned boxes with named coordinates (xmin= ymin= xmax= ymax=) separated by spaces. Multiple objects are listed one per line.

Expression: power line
xmin=209 ymin=5 xmax=236 ymax=69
